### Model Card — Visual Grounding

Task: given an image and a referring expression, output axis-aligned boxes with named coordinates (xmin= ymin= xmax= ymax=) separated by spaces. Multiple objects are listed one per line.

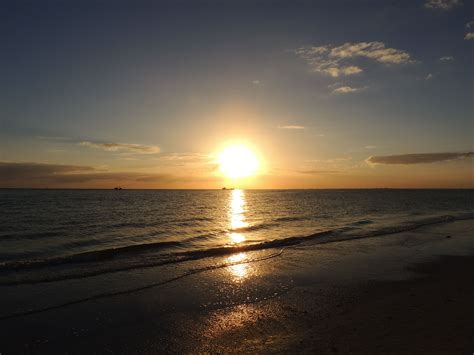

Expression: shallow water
xmin=0 ymin=189 xmax=473 ymax=285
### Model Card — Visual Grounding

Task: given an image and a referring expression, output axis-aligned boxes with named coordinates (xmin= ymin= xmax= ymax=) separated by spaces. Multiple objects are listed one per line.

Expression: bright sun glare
xmin=218 ymin=145 xmax=259 ymax=179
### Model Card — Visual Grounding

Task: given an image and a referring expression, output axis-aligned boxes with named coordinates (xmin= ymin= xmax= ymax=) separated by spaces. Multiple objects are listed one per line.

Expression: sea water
xmin=0 ymin=189 xmax=473 ymax=287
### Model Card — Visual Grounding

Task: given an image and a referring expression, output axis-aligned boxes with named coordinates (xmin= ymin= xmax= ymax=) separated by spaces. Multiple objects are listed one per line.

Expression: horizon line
xmin=1 ymin=187 xmax=473 ymax=191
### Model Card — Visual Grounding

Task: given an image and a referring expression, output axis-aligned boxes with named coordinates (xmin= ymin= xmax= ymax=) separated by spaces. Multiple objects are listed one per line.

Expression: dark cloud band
xmin=0 ymin=162 xmax=189 ymax=187
xmin=367 ymin=152 xmax=474 ymax=165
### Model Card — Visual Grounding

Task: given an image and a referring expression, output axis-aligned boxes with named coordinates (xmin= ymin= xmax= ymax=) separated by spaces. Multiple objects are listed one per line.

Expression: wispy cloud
xmin=424 ymin=0 xmax=462 ymax=10
xmin=466 ymin=21 xmax=474 ymax=29
xmin=366 ymin=152 xmax=474 ymax=165
xmin=277 ymin=125 xmax=305 ymax=130
xmin=80 ymin=141 xmax=161 ymax=154
xmin=252 ymin=80 xmax=261 ymax=85
xmin=157 ymin=153 xmax=209 ymax=161
xmin=332 ymin=85 xmax=366 ymax=94
xmin=464 ymin=32 xmax=474 ymax=40
xmin=365 ymin=145 xmax=377 ymax=149
xmin=439 ymin=56 xmax=454 ymax=62
xmin=294 ymin=41 xmax=414 ymax=77
xmin=425 ymin=73 xmax=433 ymax=80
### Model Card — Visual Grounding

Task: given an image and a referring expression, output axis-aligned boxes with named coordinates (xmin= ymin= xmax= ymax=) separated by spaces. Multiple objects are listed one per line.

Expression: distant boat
xmin=114 ymin=186 xmax=123 ymax=190
xmin=222 ymin=187 xmax=234 ymax=190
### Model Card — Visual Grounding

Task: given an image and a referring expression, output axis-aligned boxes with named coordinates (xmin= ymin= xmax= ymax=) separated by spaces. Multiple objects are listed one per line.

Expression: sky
xmin=0 ymin=0 xmax=473 ymax=188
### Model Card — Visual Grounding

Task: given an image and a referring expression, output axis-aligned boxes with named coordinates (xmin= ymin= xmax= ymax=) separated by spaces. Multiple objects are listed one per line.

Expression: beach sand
xmin=1 ymin=219 xmax=473 ymax=354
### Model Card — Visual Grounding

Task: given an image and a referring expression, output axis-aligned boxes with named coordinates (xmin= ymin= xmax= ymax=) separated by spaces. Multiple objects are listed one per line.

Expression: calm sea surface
xmin=0 ymin=189 xmax=473 ymax=285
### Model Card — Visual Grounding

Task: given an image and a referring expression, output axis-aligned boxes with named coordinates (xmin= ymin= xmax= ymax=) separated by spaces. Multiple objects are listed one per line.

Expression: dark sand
xmin=1 ymin=220 xmax=473 ymax=354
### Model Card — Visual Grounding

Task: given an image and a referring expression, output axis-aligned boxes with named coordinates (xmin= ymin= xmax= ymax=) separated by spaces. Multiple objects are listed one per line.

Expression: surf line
xmin=3 ymin=213 xmax=472 ymax=287
xmin=0 ymin=248 xmax=286 ymax=321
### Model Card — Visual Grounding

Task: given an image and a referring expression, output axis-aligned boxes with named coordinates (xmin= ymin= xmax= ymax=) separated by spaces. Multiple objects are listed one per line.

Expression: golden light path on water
xmin=229 ymin=189 xmax=247 ymax=243
xmin=227 ymin=189 xmax=250 ymax=280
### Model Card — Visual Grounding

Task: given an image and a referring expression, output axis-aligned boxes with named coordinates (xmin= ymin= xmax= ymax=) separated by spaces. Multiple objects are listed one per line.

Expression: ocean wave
xmin=0 ymin=240 xmax=183 ymax=272
xmin=0 ymin=230 xmax=63 ymax=240
xmin=0 ymin=213 xmax=472 ymax=286
xmin=274 ymin=216 xmax=311 ymax=222
xmin=231 ymin=222 xmax=278 ymax=233
xmin=84 ymin=216 xmax=215 ymax=230
xmin=348 ymin=219 xmax=374 ymax=226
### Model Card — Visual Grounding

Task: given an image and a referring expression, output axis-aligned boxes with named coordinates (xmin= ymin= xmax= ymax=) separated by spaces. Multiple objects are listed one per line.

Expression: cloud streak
xmin=367 ymin=152 xmax=474 ymax=165
xmin=0 ymin=162 xmax=95 ymax=180
xmin=424 ymin=0 xmax=462 ymax=10
xmin=157 ymin=153 xmax=210 ymax=161
xmin=439 ymin=56 xmax=454 ymax=62
xmin=332 ymin=86 xmax=365 ymax=94
xmin=80 ymin=141 xmax=161 ymax=154
xmin=294 ymin=41 xmax=414 ymax=77
xmin=0 ymin=161 xmax=210 ymax=187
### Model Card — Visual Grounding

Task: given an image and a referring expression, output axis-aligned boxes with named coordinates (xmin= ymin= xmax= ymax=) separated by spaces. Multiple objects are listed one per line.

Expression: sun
xmin=218 ymin=144 xmax=260 ymax=179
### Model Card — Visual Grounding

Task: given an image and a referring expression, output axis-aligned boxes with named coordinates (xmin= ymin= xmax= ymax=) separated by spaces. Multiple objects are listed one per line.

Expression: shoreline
xmin=2 ymin=212 xmax=473 ymax=286
xmin=0 ymin=219 xmax=473 ymax=354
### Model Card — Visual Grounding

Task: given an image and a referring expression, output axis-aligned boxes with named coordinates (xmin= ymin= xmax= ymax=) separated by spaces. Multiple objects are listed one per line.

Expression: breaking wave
xmin=1 ymin=213 xmax=472 ymax=286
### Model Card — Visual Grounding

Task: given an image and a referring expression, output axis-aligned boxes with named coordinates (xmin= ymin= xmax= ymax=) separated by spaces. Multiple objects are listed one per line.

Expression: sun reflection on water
xmin=229 ymin=189 xmax=247 ymax=244
xmin=230 ymin=232 xmax=246 ymax=244
xmin=227 ymin=190 xmax=250 ymax=280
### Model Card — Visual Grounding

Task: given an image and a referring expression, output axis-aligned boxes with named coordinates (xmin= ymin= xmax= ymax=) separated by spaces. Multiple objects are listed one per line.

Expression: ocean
xmin=0 ymin=189 xmax=473 ymax=289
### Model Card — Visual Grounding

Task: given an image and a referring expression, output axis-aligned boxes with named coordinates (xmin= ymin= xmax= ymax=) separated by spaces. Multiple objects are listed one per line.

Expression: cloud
xmin=439 ymin=56 xmax=454 ymax=61
xmin=0 ymin=161 xmax=209 ymax=187
xmin=425 ymin=73 xmax=433 ymax=80
xmin=325 ymin=66 xmax=363 ymax=77
xmin=80 ymin=141 xmax=161 ymax=154
xmin=277 ymin=125 xmax=305 ymax=130
xmin=252 ymin=80 xmax=261 ymax=85
xmin=294 ymin=41 xmax=414 ymax=77
xmin=464 ymin=32 xmax=474 ymax=40
xmin=365 ymin=146 xmax=377 ymax=149
xmin=157 ymin=153 xmax=209 ymax=161
xmin=329 ymin=42 xmax=413 ymax=64
xmin=332 ymin=86 xmax=365 ymax=94
xmin=466 ymin=21 xmax=474 ymax=28
xmin=0 ymin=162 xmax=95 ymax=180
xmin=424 ymin=0 xmax=462 ymax=10
xmin=366 ymin=152 xmax=474 ymax=165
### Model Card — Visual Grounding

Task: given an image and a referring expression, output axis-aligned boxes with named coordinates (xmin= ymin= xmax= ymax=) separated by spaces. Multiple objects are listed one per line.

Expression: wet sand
xmin=1 ymin=219 xmax=473 ymax=354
